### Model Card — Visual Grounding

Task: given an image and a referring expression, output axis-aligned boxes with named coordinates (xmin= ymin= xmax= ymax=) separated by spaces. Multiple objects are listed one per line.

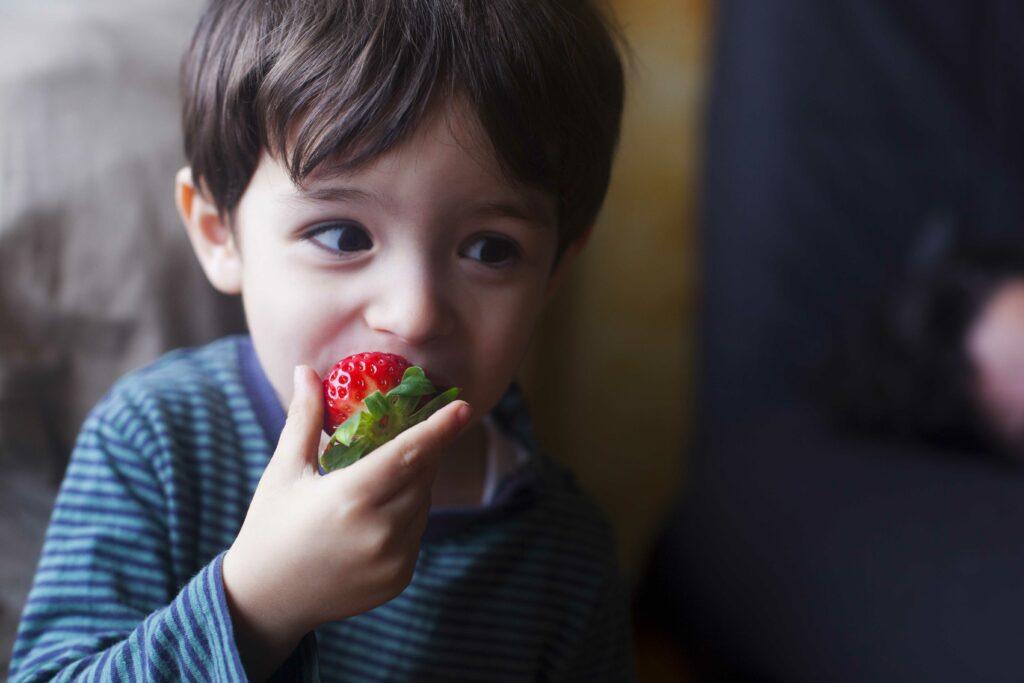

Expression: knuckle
xmin=362 ymin=526 xmax=391 ymax=561
xmin=332 ymin=498 xmax=359 ymax=525
xmin=381 ymin=554 xmax=417 ymax=591
xmin=397 ymin=442 xmax=425 ymax=474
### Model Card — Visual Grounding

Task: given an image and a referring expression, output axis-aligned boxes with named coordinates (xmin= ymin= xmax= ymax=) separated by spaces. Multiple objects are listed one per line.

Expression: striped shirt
xmin=10 ymin=336 xmax=633 ymax=681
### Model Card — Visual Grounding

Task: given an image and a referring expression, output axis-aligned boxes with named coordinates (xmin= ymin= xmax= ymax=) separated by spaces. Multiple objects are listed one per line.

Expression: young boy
xmin=11 ymin=0 xmax=630 ymax=680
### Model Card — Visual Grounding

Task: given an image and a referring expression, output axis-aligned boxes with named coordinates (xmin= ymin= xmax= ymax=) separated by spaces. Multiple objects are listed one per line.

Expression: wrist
xmin=222 ymin=547 xmax=308 ymax=679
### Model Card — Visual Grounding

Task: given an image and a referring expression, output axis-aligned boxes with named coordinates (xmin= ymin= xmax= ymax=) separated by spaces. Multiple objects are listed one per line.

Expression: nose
xmin=363 ymin=261 xmax=453 ymax=345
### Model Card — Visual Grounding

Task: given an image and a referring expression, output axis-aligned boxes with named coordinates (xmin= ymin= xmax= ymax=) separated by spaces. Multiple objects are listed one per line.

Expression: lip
xmin=388 ymin=356 xmax=454 ymax=389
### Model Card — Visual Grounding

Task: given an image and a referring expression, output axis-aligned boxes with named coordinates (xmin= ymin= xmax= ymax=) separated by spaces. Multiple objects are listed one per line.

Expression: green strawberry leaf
xmin=321 ymin=364 xmax=461 ymax=474
xmin=391 ymin=393 xmax=419 ymax=416
xmin=353 ymin=410 xmax=378 ymax=440
xmin=364 ymin=391 xmax=390 ymax=419
xmin=387 ymin=367 xmax=436 ymax=398
xmin=320 ymin=438 xmax=371 ymax=471
xmin=408 ymin=386 xmax=461 ymax=426
xmin=332 ymin=411 xmax=364 ymax=446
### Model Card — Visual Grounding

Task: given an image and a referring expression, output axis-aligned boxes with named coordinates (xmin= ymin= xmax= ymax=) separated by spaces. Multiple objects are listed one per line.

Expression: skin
xmin=967 ymin=279 xmax=1024 ymax=450
xmin=175 ymin=99 xmax=584 ymax=679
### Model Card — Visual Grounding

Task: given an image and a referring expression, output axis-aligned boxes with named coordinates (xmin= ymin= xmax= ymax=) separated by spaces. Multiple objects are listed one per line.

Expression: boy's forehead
xmin=292 ymin=163 xmax=557 ymax=228
xmin=269 ymin=102 xmax=557 ymax=224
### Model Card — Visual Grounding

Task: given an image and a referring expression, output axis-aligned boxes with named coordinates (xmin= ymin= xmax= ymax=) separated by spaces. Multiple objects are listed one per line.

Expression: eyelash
xmin=304 ymin=221 xmax=373 ymax=255
xmin=460 ymin=234 xmax=523 ymax=267
xmin=303 ymin=222 xmax=523 ymax=268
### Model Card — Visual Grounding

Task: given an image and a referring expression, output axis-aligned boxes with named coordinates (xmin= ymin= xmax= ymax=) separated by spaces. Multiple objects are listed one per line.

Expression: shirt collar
xmin=238 ymin=336 xmax=287 ymax=450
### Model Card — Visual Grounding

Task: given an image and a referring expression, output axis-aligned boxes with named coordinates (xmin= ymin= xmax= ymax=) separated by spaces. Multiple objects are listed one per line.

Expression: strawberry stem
xmin=319 ymin=366 xmax=461 ymax=473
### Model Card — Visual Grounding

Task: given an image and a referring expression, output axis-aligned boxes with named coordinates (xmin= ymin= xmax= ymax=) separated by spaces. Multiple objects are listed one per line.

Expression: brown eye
xmin=309 ymin=222 xmax=373 ymax=253
xmin=462 ymin=236 xmax=520 ymax=266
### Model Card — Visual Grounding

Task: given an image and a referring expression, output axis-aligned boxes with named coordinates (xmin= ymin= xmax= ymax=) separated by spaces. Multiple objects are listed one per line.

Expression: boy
xmin=11 ymin=0 xmax=630 ymax=680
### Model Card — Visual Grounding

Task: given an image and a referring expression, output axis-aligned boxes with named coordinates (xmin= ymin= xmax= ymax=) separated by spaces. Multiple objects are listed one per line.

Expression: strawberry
xmin=323 ymin=352 xmax=412 ymax=433
xmin=320 ymin=352 xmax=460 ymax=472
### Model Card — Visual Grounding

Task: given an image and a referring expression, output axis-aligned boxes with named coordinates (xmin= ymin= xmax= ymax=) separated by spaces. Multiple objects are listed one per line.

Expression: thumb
xmin=269 ymin=365 xmax=324 ymax=477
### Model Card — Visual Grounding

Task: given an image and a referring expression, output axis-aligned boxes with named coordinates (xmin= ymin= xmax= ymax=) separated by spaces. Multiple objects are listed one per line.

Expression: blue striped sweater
xmin=10 ymin=337 xmax=633 ymax=681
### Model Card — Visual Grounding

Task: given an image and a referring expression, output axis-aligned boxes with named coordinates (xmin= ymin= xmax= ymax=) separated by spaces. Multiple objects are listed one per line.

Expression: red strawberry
xmin=322 ymin=352 xmax=411 ymax=434
xmin=320 ymin=352 xmax=460 ymax=472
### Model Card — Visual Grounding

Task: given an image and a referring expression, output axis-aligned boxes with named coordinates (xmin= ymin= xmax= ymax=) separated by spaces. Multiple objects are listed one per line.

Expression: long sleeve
xmin=10 ymin=338 xmax=631 ymax=681
xmin=8 ymin=399 xmax=248 ymax=682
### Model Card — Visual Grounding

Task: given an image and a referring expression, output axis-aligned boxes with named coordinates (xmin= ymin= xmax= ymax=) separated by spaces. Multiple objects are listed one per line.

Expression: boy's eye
xmin=307 ymin=222 xmax=373 ymax=253
xmin=461 ymin=235 xmax=520 ymax=266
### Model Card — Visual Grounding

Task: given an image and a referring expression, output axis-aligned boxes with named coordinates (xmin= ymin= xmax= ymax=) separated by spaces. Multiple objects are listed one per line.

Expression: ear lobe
xmin=175 ymin=167 xmax=242 ymax=295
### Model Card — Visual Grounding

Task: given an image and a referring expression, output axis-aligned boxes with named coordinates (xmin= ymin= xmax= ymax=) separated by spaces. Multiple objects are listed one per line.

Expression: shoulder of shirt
xmin=521 ymin=451 xmax=621 ymax=568
xmin=87 ymin=335 xmax=248 ymax=434
xmin=492 ymin=385 xmax=616 ymax=549
xmin=109 ymin=335 xmax=241 ymax=396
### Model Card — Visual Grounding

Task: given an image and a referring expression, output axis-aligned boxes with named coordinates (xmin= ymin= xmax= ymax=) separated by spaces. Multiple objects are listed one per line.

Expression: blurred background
xmin=630 ymin=1 xmax=1024 ymax=681
xmin=8 ymin=0 xmax=1024 ymax=681
xmin=523 ymin=0 xmax=700 ymax=587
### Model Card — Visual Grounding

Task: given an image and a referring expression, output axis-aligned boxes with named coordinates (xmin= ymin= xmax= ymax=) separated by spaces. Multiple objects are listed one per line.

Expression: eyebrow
xmin=471 ymin=199 xmax=554 ymax=229
xmin=291 ymin=185 xmax=553 ymax=228
xmin=293 ymin=185 xmax=380 ymax=206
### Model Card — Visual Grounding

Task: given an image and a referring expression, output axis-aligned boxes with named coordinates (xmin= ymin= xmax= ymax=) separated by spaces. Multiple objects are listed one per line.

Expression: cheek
xmin=241 ymin=262 xmax=354 ymax=398
xmin=468 ymin=288 xmax=547 ymax=373
xmin=243 ymin=288 xmax=314 ymax=402
xmin=243 ymin=265 xmax=321 ymax=339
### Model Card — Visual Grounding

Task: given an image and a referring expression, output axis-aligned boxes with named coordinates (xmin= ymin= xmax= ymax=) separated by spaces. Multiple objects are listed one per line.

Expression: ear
xmin=545 ymin=226 xmax=592 ymax=302
xmin=175 ymin=167 xmax=242 ymax=295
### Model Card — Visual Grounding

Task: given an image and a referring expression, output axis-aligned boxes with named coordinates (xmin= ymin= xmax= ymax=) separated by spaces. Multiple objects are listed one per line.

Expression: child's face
xmin=193 ymin=102 xmax=574 ymax=424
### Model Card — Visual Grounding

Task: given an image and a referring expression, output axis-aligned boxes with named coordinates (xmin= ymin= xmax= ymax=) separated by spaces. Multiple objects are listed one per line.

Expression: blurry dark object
xmin=643 ymin=0 xmax=1024 ymax=680
xmin=649 ymin=406 xmax=1024 ymax=682
xmin=818 ymin=233 xmax=1024 ymax=459
xmin=699 ymin=0 xmax=1024 ymax=440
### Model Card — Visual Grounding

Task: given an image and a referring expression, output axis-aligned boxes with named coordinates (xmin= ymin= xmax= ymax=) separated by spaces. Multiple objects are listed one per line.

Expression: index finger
xmin=328 ymin=400 xmax=472 ymax=504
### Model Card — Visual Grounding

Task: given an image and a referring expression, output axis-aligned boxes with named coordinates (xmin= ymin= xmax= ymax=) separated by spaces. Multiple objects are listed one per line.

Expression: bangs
xmin=258 ymin=2 xmax=457 ymax=182
xmin=183 ymin=0 xmax=624 ymax=245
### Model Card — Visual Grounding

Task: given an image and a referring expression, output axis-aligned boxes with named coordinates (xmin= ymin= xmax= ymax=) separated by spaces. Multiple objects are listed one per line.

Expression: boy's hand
xmin=222 ymin=365 xmax=471 ymax=679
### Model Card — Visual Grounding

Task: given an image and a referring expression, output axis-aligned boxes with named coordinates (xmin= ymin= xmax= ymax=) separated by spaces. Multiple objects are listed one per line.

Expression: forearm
xmin=12 ymin=554 xmax=247 ymax=682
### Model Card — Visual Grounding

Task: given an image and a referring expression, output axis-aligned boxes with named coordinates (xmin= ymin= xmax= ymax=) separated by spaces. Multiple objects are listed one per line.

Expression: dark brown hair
xmin=181 ymin=0 xmax=625 ymax=250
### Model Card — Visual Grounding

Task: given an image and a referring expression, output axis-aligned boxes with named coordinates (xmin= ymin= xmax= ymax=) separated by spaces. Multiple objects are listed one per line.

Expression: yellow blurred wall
xmin=523 ymin=0 xmax=710 ymax=584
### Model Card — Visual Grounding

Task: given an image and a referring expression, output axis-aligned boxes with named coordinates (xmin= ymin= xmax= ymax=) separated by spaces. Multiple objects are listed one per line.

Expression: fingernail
xmin=293 ymin=365 xmax=305 ymax=394
xmin=456 ymin=402 xmax=472 ymax=424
